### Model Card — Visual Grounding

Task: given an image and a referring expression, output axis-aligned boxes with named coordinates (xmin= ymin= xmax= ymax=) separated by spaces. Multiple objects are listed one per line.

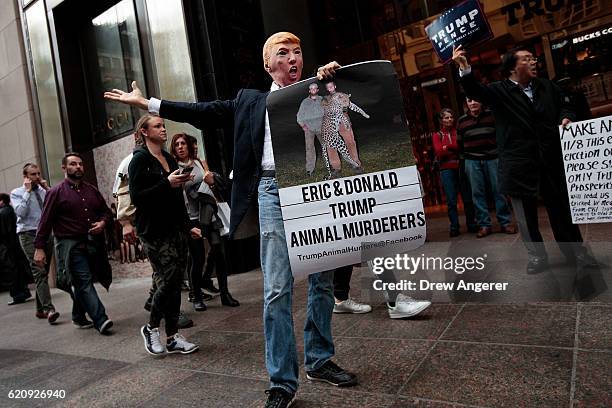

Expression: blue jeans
xmin=440 ymin=169 xmax=460 ymax=231
xmin=464 ymin=159 xmax=512 ymax=228
xmin=459 ymin=162 xmax=477 ymax=231
xmin=69 ymin=247 xmax=108 ymax=330
xmin=258 ymin=177 xmax=335 ymax=395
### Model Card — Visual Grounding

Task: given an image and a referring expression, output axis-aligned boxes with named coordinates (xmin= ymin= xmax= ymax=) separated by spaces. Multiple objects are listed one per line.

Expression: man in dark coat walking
xmin=0 ymin=193 xmax=32 ymax=304
xmin=34 ymin=153 xmax=113 ymax=333
xmin=452 ymin=45 xmax=594 ymax=274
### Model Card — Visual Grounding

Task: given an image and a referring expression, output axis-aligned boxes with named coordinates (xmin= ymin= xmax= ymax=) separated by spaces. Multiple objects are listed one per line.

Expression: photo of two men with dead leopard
xmin=267 ymin=61 xmax=416 ymax=189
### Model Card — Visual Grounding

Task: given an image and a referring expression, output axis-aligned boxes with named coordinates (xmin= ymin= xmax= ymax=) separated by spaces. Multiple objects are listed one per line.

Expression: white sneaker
xmin=141 ymin=325 xmax=165 ymax=355
xmin=166 ymin=334 xmax=199 ymax=354
xmin=387 ymin=293 xmax=431 ymax=319
xmin=333 ymin=298 xmax=372 ymax=314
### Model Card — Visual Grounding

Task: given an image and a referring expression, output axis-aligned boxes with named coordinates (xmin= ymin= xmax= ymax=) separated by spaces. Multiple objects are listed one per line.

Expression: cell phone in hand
xmin=181 ymin=166 xmax=194 ymax=175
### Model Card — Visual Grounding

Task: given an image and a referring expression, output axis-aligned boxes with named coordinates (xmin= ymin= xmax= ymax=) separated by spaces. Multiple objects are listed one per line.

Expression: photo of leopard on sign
xmin=319 ymin=82 xmax=370 ymax=180
xmin=268 ymin=60 xmax=415 ymax=189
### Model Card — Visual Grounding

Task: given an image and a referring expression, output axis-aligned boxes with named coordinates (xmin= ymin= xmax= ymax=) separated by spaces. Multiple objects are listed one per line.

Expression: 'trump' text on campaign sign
xmin=425 ymin=0 xmax=493 ymax=63
xmin=280 ymin=167 xmax=426 ymax=278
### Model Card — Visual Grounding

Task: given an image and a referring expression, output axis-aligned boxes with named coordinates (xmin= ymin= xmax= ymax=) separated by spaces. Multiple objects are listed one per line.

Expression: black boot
xmin=220 ymin=292 xmax=240 ymax=307
xmin=177 ymin=312 xmax=194 ymax=329
xmin=202 ymin=281 xmax=220 ymax=294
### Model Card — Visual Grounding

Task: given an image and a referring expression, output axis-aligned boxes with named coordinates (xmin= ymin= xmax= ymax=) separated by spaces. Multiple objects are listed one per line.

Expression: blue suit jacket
xmin=160 ymin=89 xmax=269 ymax=238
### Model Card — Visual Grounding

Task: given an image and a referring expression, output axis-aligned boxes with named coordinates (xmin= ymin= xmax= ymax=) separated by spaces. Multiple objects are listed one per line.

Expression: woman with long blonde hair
xmin=130 ymin=114 xmax=200 ymax=355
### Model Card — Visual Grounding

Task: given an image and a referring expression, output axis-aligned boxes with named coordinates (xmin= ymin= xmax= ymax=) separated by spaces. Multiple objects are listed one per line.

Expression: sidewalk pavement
xmin=0 ymin=210 xmax=610 ymax=407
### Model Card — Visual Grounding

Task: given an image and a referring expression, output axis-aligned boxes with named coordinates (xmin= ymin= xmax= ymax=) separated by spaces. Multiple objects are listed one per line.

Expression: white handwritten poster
xmin=560 ymin=115 xmax=612 ymax=224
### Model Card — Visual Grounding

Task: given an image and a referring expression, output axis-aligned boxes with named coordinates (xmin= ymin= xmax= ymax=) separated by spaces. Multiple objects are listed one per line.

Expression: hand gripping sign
xmin=425 ymin=0 xmax=493 ymax=64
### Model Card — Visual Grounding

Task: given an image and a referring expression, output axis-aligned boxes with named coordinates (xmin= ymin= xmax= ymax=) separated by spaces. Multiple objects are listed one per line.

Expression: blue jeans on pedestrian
xmin=464 ymin=159 xmax=512 ymax=228
xmin=440 ymin=168 xmax=460 ymax=232
xmin=258 ymin=177 xmax=335 ymax=395
xmin=69 ymin=247 xmax=108 ymax=330
xmin=459 ymin=162 xmax=477 ymax=231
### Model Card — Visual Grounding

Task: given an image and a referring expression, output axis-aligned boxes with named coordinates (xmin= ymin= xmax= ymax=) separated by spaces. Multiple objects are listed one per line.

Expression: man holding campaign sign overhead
xmin=425 ymin=0 xmax=493 ymax=63
xmin=452 ymin=43 xmax=597 ymax=275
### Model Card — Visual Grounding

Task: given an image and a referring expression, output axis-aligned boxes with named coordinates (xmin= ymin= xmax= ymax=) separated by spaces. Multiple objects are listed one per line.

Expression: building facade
xmin=7 ymin=0 xmax=273 ymax=272
xmin=2 ymin=0 xmax=611 ymax=247
xmin=0 ymin=0 xmax=41 ymax=195
xmin=365 ymin=0 xmax=612 ymax=205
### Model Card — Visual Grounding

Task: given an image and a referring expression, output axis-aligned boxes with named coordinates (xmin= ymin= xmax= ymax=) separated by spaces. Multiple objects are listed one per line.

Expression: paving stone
xmin=401 ymin=342 xmax=573 ymax=407
xmin=577 ymin=304 xmax=612 ymax=350
xmin=332 ymin=337 xmax=432 ymax=395
xmin=59 ymin=365 xmax=194 ymax=408
xmin=141 ymin=371 xmax=268 ymax=408
xmin=572 ymin=350 xmax=612 ymax=407
xmin=442 ymin=304 xmax=576 ymax=347
xmin=339 ymin=304 xmax=459 ymax=340
xmin=294 ymin=385 xmax=394 ymax=407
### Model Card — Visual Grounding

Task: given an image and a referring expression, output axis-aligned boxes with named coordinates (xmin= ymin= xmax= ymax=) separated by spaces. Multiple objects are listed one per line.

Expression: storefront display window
xmin=550 ymin=23 xmax=612 ymax=114
xmin=83 ymin=0 xmax=146 ymax=144
xmin=24 ymin=0 xmax=65 ymax=184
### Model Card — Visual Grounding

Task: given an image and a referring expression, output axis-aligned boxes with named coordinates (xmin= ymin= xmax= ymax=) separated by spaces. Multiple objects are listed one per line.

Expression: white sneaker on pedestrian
xmin=166 ymin=334 xmax=199 ymax=354
xmin=333 ymin=298 xmax=372 ymax=314
xmin=141 ymin=324 xmax=165 ymax=355
xmin=387 ymin=293 xmax=431 ymax=319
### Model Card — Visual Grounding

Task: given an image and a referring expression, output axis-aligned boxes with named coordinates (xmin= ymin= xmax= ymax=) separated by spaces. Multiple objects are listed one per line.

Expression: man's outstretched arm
xmin=104 ymin=81 xmax=237 ymax=129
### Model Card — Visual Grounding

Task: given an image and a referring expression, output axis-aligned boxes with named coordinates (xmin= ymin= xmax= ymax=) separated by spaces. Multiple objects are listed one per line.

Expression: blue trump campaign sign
xmin=425 ymin=0 xmax=493 ymax=63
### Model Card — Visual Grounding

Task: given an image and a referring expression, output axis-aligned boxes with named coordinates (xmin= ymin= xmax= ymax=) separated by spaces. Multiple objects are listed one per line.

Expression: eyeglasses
xmin=520 ymin=56 xmax=539 ymax=63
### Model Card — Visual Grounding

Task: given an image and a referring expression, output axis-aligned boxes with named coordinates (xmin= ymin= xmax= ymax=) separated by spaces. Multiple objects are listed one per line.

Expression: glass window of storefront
xmin=24 ymin=0 xmax=66 ymax=185
xmin=301 ymin=0 xmax=612 ymax=207
xmin=83 ymin=0 xmax=146 ymax=144
xmin=145 ymin=0 xmax=202 ymax=154
xmin=550 ymin=23 xmax=612 ymax=115
xmin=19 ymin=0 xmax=612 ymax=207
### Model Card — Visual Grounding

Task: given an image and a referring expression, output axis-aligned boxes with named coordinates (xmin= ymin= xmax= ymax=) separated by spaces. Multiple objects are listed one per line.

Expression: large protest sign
xmin=267 ymin=61 xmax=426 ymax=279
xmin=560 ymin=115 xmax=612 ymax=224
xmin=425 ymin=0 xmax=493 ymax=63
